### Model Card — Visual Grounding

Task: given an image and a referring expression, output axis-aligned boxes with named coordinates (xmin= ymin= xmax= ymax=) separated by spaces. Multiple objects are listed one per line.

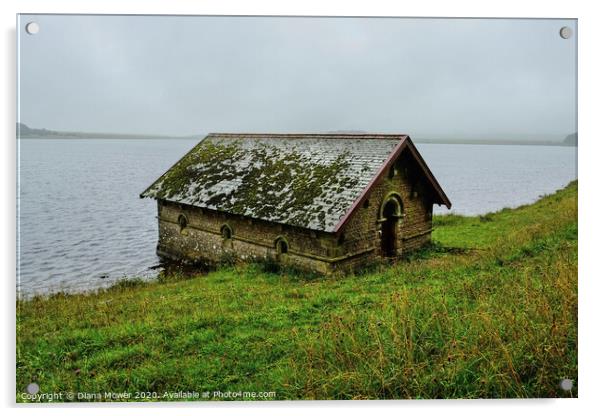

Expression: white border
xmin=2 ymin=1 xmax=598 ymax=415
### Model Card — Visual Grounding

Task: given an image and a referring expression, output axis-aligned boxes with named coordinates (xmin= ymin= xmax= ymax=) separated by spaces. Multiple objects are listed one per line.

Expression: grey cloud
xmin=18 ymin=15 xmax=576 ymax=140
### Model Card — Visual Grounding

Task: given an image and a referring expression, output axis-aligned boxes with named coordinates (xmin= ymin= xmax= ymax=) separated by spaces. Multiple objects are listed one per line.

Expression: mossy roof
xmin=141 ymin=133 xmax=449 ymax=232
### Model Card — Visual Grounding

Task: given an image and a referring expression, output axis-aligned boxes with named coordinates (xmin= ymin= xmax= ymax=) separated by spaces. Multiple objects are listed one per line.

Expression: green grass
xmin=16 ymin=181 xmax=578 ymax=401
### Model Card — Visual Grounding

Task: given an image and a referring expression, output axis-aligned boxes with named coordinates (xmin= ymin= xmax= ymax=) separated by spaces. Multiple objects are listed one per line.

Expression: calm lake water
xmin=17 ymin=138 xmax=577 ymax=297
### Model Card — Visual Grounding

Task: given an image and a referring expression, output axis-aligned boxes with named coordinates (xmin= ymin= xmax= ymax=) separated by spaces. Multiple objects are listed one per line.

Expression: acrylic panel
xmin=16 ymin=14 xmax=577 ymax=402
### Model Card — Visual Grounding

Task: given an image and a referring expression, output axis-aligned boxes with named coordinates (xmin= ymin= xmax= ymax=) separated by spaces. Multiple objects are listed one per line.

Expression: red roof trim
xmin=332 ymin=136 xmax=451 ymax=234
xmin=403 ymin=138 xmax=452 ymax=208
xmin=333 ymin=137 xmax=408 ymax=233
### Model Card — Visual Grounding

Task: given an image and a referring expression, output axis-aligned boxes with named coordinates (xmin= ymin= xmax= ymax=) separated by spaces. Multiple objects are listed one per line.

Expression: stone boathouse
xmin=141 ymin=133 xmax=451 ymax=274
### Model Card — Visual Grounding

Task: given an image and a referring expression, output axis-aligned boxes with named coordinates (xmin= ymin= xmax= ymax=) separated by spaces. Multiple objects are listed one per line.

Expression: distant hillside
xmin=413 ymin=137 xmax=568 ymax=146
xmin=563 ymin=133 xmax=578 ymax=146
xmin=17 ymin=123 xmax=57 ymax=137
xmin=327 ymin=130 xmax=569 ymax=146
xmin=327 ymin=130 xmax=369 ymax=134
xmin=16 ymin=123 xmax=197 ymax=140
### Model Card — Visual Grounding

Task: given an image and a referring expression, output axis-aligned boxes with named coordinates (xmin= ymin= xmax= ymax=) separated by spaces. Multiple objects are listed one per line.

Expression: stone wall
xmin=155 ymin=149 xmax=437 ymax=274
xmin=157 ymin=200 xmax=338 ymax=274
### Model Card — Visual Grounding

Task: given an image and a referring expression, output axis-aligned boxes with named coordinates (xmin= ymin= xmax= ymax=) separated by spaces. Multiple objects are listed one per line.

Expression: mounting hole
xmin=559 ymin=26 xmax=572 ymax=39
xmin=25 ymin=22 xmax=40 ymax=35
xmin=26 ymin=382 xmax=40 ymax=394
xmin=559 ymin=378 xmax=573 ymax=391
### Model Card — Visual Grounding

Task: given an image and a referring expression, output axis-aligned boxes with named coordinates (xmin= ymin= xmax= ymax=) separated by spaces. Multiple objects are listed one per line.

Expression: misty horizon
xmin=18 ymin=15 xmax=577 ymax=141
xmin=16 ymin=121 xmax=577 ymax=143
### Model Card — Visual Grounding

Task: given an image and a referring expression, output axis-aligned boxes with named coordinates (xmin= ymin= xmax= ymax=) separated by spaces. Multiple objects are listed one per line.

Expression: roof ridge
xmin=207 ymin=133 xmax=407 ymax=140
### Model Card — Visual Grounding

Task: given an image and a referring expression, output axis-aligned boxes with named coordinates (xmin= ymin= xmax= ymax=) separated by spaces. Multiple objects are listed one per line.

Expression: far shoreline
xmin=17 ymin=135 xmax=576 ymax=147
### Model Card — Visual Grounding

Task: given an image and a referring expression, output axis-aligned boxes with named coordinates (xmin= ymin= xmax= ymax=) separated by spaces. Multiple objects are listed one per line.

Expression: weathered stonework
xmin=143 ymin=133 xmax=450 ymax=274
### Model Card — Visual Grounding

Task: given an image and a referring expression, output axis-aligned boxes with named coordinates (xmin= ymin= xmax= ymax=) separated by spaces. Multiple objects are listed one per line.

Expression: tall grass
xmin=16 ymin=182 xmax=577 ymax=401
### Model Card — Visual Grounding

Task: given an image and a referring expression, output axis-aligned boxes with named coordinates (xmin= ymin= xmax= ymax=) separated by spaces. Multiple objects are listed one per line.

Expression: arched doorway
xmin=379 ymin=193 xmax=403 ymax=257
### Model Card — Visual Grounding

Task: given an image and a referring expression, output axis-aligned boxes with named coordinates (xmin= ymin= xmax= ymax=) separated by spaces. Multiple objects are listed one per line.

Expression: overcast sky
xmin=18 ymin=15 xmax=576 ymax=140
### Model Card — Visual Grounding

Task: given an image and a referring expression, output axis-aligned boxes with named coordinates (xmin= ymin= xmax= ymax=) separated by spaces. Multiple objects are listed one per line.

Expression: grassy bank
xmin=16 ymin=182 xmax=578 ymax=401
